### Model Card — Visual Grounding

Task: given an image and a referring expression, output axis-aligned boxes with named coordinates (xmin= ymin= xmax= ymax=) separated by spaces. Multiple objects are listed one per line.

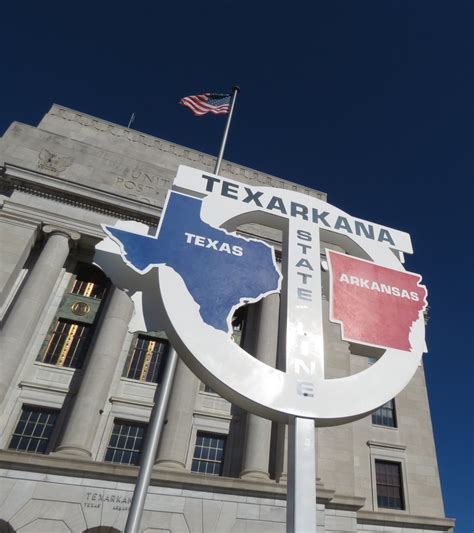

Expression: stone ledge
xmin=367 ymin=439 xmax=407 ymax=451
xmin=327 ymin=494 xmax=366 ymax=511
xmin=18 ymin=380 xmax=70 ymax=395
xmin=0 ymin=452 xmax=454 ymax=530
xmin=0 ymin=450 xmax=337 ymax=503
xmin=357 ymin=509 xmax=455 ymax=530
xmin=109 ymin=395 xmax=154 ymax=409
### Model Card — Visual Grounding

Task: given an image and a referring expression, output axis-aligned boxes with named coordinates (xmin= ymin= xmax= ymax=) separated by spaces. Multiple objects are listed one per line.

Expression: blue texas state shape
xmin=104 ymin=192 xmax=281 ymax=333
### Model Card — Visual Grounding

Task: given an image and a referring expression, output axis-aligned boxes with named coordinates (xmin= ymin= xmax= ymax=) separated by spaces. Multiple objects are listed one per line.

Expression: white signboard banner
xmin=174 ymin=166 xmax=413 ymax=254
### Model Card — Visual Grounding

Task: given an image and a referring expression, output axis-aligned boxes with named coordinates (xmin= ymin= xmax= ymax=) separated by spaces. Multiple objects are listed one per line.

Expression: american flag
xmin=179 ymin=93 xmax=231 ymax=116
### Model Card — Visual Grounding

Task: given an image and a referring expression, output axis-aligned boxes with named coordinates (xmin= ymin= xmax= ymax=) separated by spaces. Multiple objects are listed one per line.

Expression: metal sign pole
xmin=124 ymin=347 xmax=179 ymax=533
xmin=287 ymin=417 xmax=317 ymax=532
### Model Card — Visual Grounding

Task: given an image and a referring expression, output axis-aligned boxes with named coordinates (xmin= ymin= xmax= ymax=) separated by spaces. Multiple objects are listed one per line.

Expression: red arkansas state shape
xmin=327 ymin=250 xmax=427 ymax=351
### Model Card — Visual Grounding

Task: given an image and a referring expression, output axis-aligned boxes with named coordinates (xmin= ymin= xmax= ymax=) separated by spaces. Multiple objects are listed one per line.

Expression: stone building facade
xmin=0 ymin=105 xmax=454 ymax=532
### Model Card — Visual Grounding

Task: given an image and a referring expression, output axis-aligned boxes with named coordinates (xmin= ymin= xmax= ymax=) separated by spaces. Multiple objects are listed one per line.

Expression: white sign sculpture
xmin=96 ymin=165 xmax=427 ymax=532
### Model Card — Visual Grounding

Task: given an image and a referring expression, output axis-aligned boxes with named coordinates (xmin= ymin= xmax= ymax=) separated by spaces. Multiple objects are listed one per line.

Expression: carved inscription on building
xmin=115 ymin=166 xmax=171 ymax=206
xmin=83 ymin=491 xmax=132 ymax=512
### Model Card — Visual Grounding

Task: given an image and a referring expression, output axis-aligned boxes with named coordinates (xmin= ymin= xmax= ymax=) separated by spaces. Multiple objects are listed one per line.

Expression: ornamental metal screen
xmin=42 ymin=319 xmax=93 ymax=368
xmin=125 ymin=335 xmax=168 ymax=383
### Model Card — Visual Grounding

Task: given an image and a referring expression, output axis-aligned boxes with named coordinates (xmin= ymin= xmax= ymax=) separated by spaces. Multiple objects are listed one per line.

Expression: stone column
xmin=0 ymin=225 xmax=79 ymax=404
xmin=56 ymin=287 xmax=133 ymax=457
xmin=154 ymin=358 xmax=199 ymax=470
xmin=224 ymin=303 xmax=258 ymax=477
xmin=240 ymin=293 xmax=280 ymax=480
xmin=275 ymin=423 xmax=288 ymax=483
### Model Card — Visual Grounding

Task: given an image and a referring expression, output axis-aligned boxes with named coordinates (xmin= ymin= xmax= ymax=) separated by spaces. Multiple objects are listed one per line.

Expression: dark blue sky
xmin=2 ymin=1 xmax=473 ymax=529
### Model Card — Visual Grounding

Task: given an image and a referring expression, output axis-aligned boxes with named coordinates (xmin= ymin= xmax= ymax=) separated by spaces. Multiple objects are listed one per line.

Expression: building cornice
xmin=1 ymin=163 xmax=160 ymax=227
xmin=0 ymin=199 xmax=107 ymax=241
xmin=1 ymin=164 xmax=286 ymax=247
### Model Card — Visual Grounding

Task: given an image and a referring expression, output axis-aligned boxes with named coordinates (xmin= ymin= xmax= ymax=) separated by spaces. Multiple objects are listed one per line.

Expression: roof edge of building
xmin=38 ymin=104 xmax=327 ymax=201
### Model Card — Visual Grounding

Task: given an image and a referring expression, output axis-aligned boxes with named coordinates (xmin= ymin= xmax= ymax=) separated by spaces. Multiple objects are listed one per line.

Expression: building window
xmin=375 ymin=460 xmax=405 ymax=510
xmin=231 ymin=305 xmax=247 ymax=346
xmin=372 ymin=399 xmax=397 ymax=427
xmin=8 ymin=406 xmax=59 ymax=454
xmin=70 ymin=263 xmax=108 ymax=300
xmin=125 ymin=335 xmax=168 ymax=383
xmin=104 ymin=420 xmax=147 ymax=466
xmin=368 ymin=357 xmax=397 ymax=427
xmin=191 ymin=432 xmax=226 ymax=476
xmin=41 ymin=319 xmax=93 ymax=368
xmin=38 ymin=263 xmax=107 ymax=369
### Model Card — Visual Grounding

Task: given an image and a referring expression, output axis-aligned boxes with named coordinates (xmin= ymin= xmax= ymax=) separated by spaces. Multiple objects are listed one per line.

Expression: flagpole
xmin=214 ymin=85 xmax=240 ymax=175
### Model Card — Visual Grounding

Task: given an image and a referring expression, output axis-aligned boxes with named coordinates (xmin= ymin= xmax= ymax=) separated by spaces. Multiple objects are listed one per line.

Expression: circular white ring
xmin=157 ymin=195 xmax=425 ymax=425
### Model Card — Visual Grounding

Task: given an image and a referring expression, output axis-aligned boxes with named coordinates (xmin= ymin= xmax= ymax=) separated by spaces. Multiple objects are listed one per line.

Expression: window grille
xmin=9 ymin=406 xmax=58 ymax=454
xmin=125 ymin=335 xmax=168 ymax=383
xmin=375 ymin=460 xmax=405 ymax=510
xmin=41 ymin=319 xmax=92 ymax=368
xmin=191 ymin=432 xmax=226 ymax=476
xmin=70 ymin=263 xmax=108 ymax=299
xmin=372 ymin=399 xmax=397 ymax=427
xmin=104 ymin=420 xmax=147 ymax=466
